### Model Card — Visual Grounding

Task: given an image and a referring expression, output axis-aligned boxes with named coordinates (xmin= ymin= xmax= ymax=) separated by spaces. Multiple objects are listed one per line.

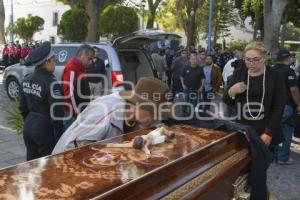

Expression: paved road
xmin=0 ymin=71 xmax=299 ymax=199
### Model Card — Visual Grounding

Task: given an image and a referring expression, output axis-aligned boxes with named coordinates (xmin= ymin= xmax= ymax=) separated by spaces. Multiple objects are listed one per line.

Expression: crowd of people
xmin=1 ymin=41 xmax=37 ymax=68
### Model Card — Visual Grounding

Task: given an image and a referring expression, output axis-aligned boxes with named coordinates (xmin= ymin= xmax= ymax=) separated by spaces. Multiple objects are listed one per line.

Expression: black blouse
xmin=223 ymin=66 xmax=286 ymax=143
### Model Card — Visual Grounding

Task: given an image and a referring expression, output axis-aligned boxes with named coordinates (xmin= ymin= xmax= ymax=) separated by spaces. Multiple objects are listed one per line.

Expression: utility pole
xmin=10 ymin=0 xmax=14 ymax=43
xmin=207 ymin=0 xmax=213 ymax=54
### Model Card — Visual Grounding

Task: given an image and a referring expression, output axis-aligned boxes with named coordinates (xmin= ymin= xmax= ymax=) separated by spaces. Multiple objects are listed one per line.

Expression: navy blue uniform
xmin=19 ymin=67 xmax=64 ymax=160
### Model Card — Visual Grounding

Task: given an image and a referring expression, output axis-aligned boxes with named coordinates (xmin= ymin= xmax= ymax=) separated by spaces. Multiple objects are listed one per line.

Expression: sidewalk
xmin=0 ymin=71 xmax=26 ymax=169
xmin=0 ymin=130 xmax=26 ymax=169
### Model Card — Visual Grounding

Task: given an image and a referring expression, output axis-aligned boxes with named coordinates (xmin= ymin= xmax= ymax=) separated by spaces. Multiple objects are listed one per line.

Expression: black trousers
xmin=23 ymin=112 xmax=56 ymax=161
xmin=172 ymin=78 xmax=183 ymax=100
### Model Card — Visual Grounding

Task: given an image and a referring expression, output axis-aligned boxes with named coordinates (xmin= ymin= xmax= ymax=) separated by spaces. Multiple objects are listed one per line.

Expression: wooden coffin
xmin=0 ymin=124 xmax=251 ymax=200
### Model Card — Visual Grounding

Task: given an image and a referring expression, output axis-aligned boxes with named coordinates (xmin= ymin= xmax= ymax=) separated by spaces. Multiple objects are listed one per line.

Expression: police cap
xmin=276 ymin=49 xmax=290 ymax=61
xmin=24 ymin=41 xmax=55 ymax=66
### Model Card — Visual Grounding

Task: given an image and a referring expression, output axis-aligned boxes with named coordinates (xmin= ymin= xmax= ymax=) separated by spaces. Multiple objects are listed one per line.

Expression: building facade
xmin=4 ymin=0 xmax=70 ymax=44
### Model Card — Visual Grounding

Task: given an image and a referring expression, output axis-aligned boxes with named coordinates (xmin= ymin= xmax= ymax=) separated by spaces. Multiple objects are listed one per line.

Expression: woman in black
xmin=19 ymin=41 xmax=64 ymax=160
xmin=223 ymin=42 xmax=285 ymax=145
xmin=223 ymin=41 xmax=285 ymax=200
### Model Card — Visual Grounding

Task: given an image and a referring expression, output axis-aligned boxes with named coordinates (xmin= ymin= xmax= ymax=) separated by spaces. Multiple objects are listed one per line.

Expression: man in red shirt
xmin=21 ymin=44 xmax=27 ymax=59
xmin=9 ymin=43 xmax=17 ymax=64
xmin=62 ymin=44 xmax=94 ymax=129
xmin=2 ymin=44 xmax=10 ymax=68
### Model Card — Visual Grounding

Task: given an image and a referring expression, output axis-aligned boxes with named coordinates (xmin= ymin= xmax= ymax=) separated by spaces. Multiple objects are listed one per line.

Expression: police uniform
xmin=19 ymin=41 xmax=64 ymax=161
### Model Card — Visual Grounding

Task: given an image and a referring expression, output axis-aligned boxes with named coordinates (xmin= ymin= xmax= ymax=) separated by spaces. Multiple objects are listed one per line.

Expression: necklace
xmin=124 ymin=117 xmax=136 ymax=127
xmin=246 ymin=67 xmax=266 ymax=119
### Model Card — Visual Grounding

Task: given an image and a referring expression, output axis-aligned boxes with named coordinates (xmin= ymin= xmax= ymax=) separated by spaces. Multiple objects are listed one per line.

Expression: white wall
xmin=4 ymin=0 xmax=70 ymax=43
xmin=181 ymin=17 xmax=254 ymax=48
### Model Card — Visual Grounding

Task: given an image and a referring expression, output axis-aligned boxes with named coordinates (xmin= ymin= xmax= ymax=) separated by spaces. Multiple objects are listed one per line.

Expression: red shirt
xmin=16 ymin=46 xmax=21 ymax=56
xmin=21 ymin=47 xmax=27 ymax=58
xmin=62 ymin=58 xmax=90 ymax=116
xmin=2 ymin=47 xmax=9 ymax=56
xmin=9 ymin=45 xmax=17 ymax=56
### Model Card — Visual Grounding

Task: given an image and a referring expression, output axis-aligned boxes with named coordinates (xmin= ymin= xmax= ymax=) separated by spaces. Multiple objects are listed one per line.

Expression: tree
xmin=198 ymin=0 xmax=239 ymax=48
xmin=57 ymin=9 xmax=89 ymax=42
xmin=280 ymin=0 xmax=300 ymax=47
xmin=7 ymin=16 xmax=44 ymax=43
xmin=235 ymin=0 xmax=264 ymax=40
xmin=57 ymin=0 xmax=123 ymax=42
xmin=175 ymin=0 xmax=204 ymax=47
xmin=281 ymin=22 xmax=300 ymax=42
xmin=156 ymin=1 xmax=179 ymax=32
xmin=285 ymin=0 xmax=300 ymax=28
xmin=99 ymin=5 xmax=139 ymax=39
xmin=263 ymin=0 xmax=289 ymax=56
xmin=146 ymin=0 xmax=163 ymax=28
xmin=0 ymin=0 xmax=5 ymax=43
xmin=228 ymin=39 xmax=247 ymax=51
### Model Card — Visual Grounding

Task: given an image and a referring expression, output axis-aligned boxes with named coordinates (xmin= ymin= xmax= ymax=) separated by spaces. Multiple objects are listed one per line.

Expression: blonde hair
xmin=244 ymin=41 xmax=268 ymax=56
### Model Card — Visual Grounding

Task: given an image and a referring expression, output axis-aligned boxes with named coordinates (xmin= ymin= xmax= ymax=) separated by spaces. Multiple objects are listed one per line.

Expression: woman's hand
xmin=260 ymin=133 xmax=272 ymax=146
xmin=228 ymin=82 xmax=247 ymax=97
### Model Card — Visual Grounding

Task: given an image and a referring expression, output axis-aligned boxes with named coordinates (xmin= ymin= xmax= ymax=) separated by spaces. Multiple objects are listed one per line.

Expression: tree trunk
xmin=263 ymin=0 xmax=289 ymax=57
xmin=213 ymin=22 xmax=219 ymax=48
xmin=176 ymin=0 xmax=201 ymax=47
xmin=146 ymin=0 xmax=162 ymax=29
xmin=187 ymin=7 xmax=197 ymax=47
xmin=253 ymin=26 xmax=258 ymax=40
xmin=175 ymin=0 xmax=187 ymax=33
xmin=0 ymin=0 xmax=5 ymax=43
xmin=146 ymin=10 xmax=156 ymax=28
xmin=85 ymin=0 xmax=101 ymax=42
xmin=280 ymin=12 xmax=288 ymax=48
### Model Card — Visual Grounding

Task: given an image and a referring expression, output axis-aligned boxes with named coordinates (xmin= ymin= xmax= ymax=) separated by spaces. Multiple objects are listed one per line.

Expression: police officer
xmin=19 ymin=41 xmax=64 ymax=161
xmin=273 ymin=49 xmax=300 ymax=164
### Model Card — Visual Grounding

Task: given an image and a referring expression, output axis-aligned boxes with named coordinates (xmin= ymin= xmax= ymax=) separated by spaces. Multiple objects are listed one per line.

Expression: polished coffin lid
xmin=0 ymin=124 xmax=250 ymax=200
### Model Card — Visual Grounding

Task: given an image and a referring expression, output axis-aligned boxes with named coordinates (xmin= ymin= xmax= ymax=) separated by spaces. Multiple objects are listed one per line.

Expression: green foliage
xmin=5 ymin=23 xmax=13 ymax=37
xmin=228 ymin=40 xmax=247 ymax=51
xmin=158 ymin=0 xmax=205 ymax=46
xmin=198 ymin=0 xmax=239 ymax=40
xmin=57 ymin=9 xmax=89 ymax=42
xmin=99 ymin=5 xmax=138 ymax=39
xmin=283 ymin=43 xmax=291 ymax=50
xmin=267 ymin=58 xmax=277 ymax=66
xmin=6 ymin=99 xmax=23 ymax=135
xmin=6 ymin=15 xmax=44 ymax=42
xmin=156 ymin=0 xmax=182 ymax=32
xmin=234 ymin=0 xmax=263 ymax=38
xmin=286 ymin=0 xmax=300 ymax=28
xmin=281 ymin=23 xmax=300 ymax=41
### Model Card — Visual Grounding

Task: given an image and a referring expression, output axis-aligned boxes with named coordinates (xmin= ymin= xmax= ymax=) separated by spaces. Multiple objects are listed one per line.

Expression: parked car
xmin=3 ymin=30 xmax=181 ymax=100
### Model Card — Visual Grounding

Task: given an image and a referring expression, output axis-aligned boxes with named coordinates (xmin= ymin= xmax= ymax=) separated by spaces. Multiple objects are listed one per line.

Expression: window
xmin=53 ymin=12 xmax=58 ymax=26
xmin=53 ymin=46 xmax=77 ymax=66
xmin=49 ymin=36 xmax=55 ymax=44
